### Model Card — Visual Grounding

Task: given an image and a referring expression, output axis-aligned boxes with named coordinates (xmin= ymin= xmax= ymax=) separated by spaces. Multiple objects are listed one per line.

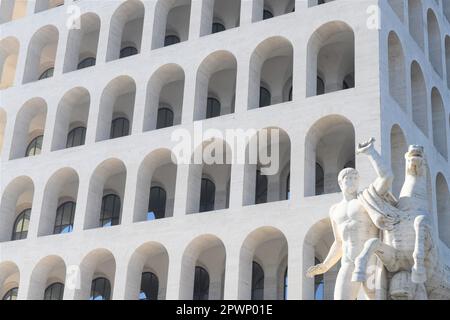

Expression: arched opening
xmin=64 ymin=13 xmax=100 ymax=73
xmin=410 ymin=61 xmax=428 ymax=135
xmin=179 ymin=234 xmax=226 ymax=300
xmin=96 ymin=76 xmax=136 ymax=142
xmin=436 ymin=174 xmax=450 ymax=247
xmin=431 ymin=88 xmax=448 ymax=159
xmin=10 ymin=97 xmax=47 ymax=160
xmin=238 ymin=227 xmax=288 ymax=300
xmin=249 ymin=37 xmax=293 ymax=109
xmin=388 ymin=0 xmax=404 ymax=22
xmin=186 ymin=139 xmax=231 ymax=214
xmin=52 ymin=87 xmax=90 ymax=151
xmin=201 ymin=0 xmax=241 ymax=36
xmin=304 ymin=115 xmax=355 ymax=196
xmin=0 ymin=262 xmax=20 ymax=300
xmin=445 ymin=36 xmax=449 ymax=90
xmin=152 ymin=0 xmax=191 ymax=49
xmin=23 ymin=25 xmax=58 ymax=83
xmin=194 ymin=51 xmax=237 ymax=120
xmin=0 ymin=108 xmax=6 ymax=155
xmin=390 ymin=124 xmax=407 ymax=198
xmin=0 ymin=0 xmax=27 ymax=23
xmin=444 ymin=1 xmax=450 ymax=23
xmin=427 ymin=9 xmax=443 ymax=77
xmin=243 ymin=128 xmax=291 ymax=205
xmin=303 ymin=219 xmax=338 ymax=300
xmin=84 ymin=159 xmax=127 ymax=230
xmin=0 ymin=37 xmax=19 ymax=89
xmin=134 ymin=149 xmax=177 ymax=222
xmin=0 ymin=176 xmax=34 ymax=242
xmin=306 ymin=21 xmax=354 ymax=97
xmin=28 ymin=256 xmax=66 ymax=300
xmin=38 ymin=167 xmax=79 ymax=236
xmin=75 ymin=249 xmax=116 ymax=300
xmin=408 ymin=0 xmax=424 ymax=49
xmin=388 ymin=31 xmax=407 ymax=111
xmin=35 ymin=0 xmax=63 ymax=13
xmin=144 ymin=64 xmax=184 ymax=131
xmin=125 ymin=242 xmax=169 ymax=300
xmin=106 ymin=0 xmax=144 ymax=62
xmin=256 ymin=0 xmax=294 ymax=21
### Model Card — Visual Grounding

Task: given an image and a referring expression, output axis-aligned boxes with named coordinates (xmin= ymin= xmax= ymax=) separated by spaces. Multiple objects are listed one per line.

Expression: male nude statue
xmin=306 ymin=138 xmax=398 ymax=300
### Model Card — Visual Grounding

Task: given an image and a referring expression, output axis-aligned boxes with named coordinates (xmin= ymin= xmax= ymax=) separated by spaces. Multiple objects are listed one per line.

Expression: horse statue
xmin=351 ymin=145 xmax=450 ymax=299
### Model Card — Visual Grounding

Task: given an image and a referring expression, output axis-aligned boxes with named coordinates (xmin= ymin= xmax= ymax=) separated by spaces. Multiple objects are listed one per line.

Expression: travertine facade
xmin=0 ymin=0 xmax=449 ymax=300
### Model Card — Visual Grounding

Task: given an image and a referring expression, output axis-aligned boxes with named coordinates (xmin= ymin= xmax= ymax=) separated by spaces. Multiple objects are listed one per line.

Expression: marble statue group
xmin=306 ymin=138 xmax=450 ymax=300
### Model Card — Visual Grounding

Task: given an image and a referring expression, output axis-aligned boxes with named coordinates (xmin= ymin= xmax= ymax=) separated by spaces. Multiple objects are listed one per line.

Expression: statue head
xmin=338 ymin=167 xmax=359 ymax=194
xmin=405 ymin=145 xmax=425 ymax=177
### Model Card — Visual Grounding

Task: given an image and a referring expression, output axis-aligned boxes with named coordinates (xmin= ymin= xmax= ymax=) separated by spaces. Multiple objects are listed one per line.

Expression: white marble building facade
xmin=0 ymin=0 xmax=449 ymax=300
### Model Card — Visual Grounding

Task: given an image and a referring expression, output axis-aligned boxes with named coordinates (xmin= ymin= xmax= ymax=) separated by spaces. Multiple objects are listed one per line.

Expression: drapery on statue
xmin=307 ymin=138 xmax=450 ymax=300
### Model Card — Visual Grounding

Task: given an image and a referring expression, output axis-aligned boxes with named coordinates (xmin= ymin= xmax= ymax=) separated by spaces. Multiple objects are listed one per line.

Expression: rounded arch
xmin=0 ymin=36 xmax=20 ymax=89
xmin=63 ymin=12 xmax=101 ymax=73
xmin=52 ymin=86 xmax=90 ymax=151
xmin=408 ymin=0 xmax=424 ymax=49
xmin=436 ymin=173 xmax=450 ymax=248
xmin=427 ymin=9 xmax=443 ymax=76
xmin=0 ymin=107 xmax=6 ymax=155
xmin=390 ymin=124 xmax=408 ymax=198
xmin=0 ymin=1 xmax=27 ymax=23
xmin=238 ymin=226 xmax=288 ymax=300
xmin=194 ymin=50 xmax=237 ymax=120
xmin=0 ymin=261 xmax=20 ymax=300
xmin=23 ymin=24 xmax=59 ymax=83
xmin=306 ymin=21 xmax=355 ymax=97
xmin=134 ymin=148 xmax=178 ymax=222
xmin=446 ymin=36 xmax=450 ymax=89
xmin=303 ymin=218 xmax=336 ymax=300
xmin=96 ymin=75 xmax=136 ymax=142
xmin=38 ymin=167 xmax=79 ymax=236
xmin=28 ymin=255 xmax=66 ymax=299
xmin=84 ymin=158 xmax=127 ymax=229
xmin=106 ymin=0 xmax=145 ymax=62
xmin=75 ymin=248 xmax=116 ymax=300
xmin=410 ymin=61 xmax=428 ymax=135
xmin=0 ymin=175 xmax=35 ymax=242
xmin=180 ymin=234 xmax=226 ymax=299
xmin=249 ymin=36 xmax=294 ymax=108
xmin=431 ymin=88 xmax=448 ymax=160
xmin=10 ymin=97 xmax=47 ymax=160
xmin=145 ymin=63 xmax=185 ymax=131
xmin=125 ymin=241 xmax=169 ymax=300
xmin=304 ymin=115 xmax=355 ymax=196
xmin=388 ymin=31 xmax=407 ymax=110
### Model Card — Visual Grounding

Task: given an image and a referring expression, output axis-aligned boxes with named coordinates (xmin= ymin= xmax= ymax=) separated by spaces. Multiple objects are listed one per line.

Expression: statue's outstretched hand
xmin=356 ymin=137 xmax=376 ymax=155
xmin=306 ymin=264 xmax=328 ymax=278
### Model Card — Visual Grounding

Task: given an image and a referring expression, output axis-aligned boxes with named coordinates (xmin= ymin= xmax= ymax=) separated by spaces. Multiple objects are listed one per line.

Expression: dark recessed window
xmin=147 ymin=186 xmax=166 ymax=220
xmin=120 ymin=46 xmax=138 ymax=58
xmin=139 ymin=272 xmax=159 ymax=300
xmin=344 ymin=160 xmax=355 ymax=169
xmin=251 ymin=262 xmax=264 ymax=300
xmin=284 ymin=268 xmax=288 ymax=300
xmin=44 ymin=282 xmax=64 ymax=300
xmin=39 ymin=67 xmax=54 ymax=80
xmin=66 ymin=126 xmax=86 ymax=148
xmin=255 ymin=170 xmax=268 ymax=204
xmin=314 ymin=258 xmax=324 ymax=300
xmin=199 ymin=178 xmax=215 ymax=212
xmin=193 ymin=266 xmax=209 ymax=300
xmin=77 ymin=57 xmax=96 ymax=70
xmin=263 ymin=9 xmax=273 ymax=20
xmin=288 ymin=86 xmax=293 ymax=101
xmin=315 ymin=163 xmax=324 ymax=195
xmin=206 ymin=97 xmax=221 ymax=119
xmin=100 ymin=194 xmax=121 ymax=227
xmin=26 ymin=135 xmax=43 ymax=157
xmin=317 ymin=76 xmax=325 ymax=95
xmin=90 ymin=277 xmax=111 ymax=300
xmin=164 ymin=35 xmax=180 ymax=47
xmin=110 ymin=117 xmax=129 ymax=139
xmin=286 ymin=173 xmax=290 ymax=200
xmin=2 ymin=287 xmax=18 ymax=300
xmin=212 ymin=22 xmax=225 ymax=34
xmin=11 ymin=209 xmax=31 ymax=241
xmin=156 ymin=108 xmax=174 ymax=129
xmin=54 ymin=201 xmax=76 ymax=234
xmin=259 ymin=87 xmax=271 ymax=108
